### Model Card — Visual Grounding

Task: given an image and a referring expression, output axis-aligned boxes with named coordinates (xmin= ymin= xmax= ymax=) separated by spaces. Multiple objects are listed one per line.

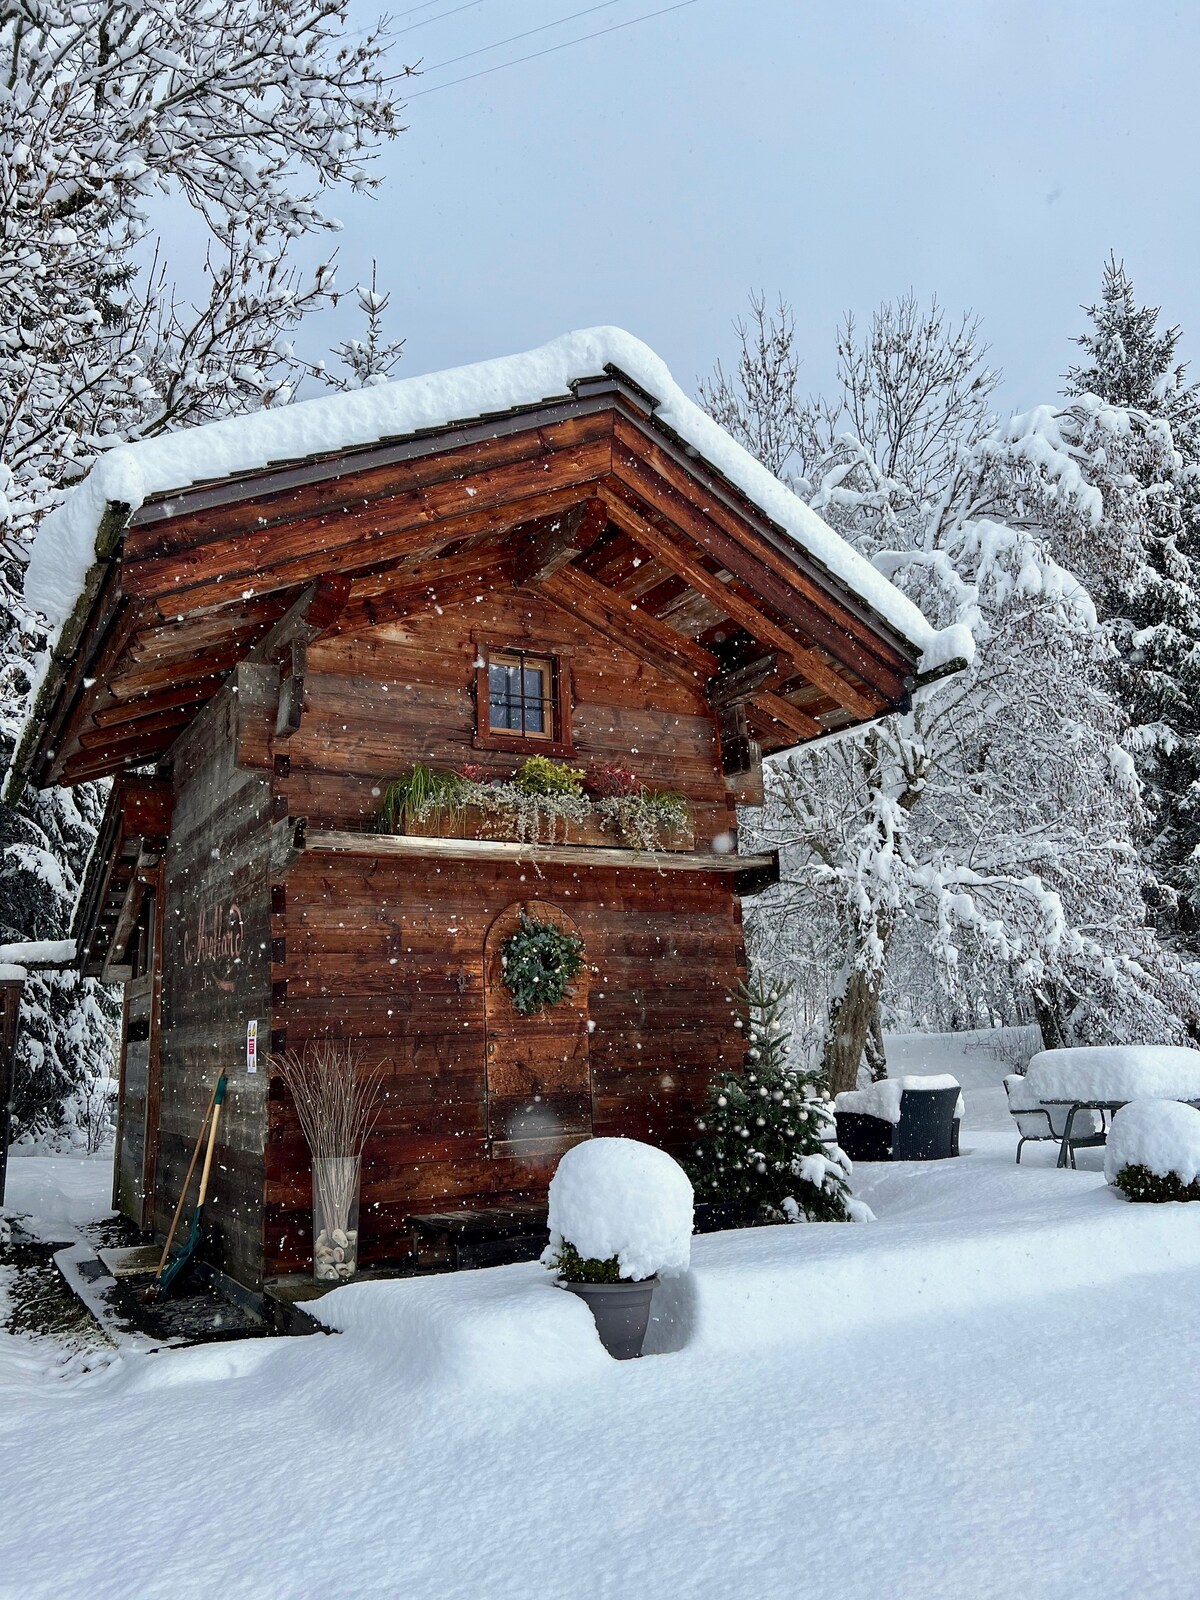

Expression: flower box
xmin=403 ymin=802 xmax=695 ymax=852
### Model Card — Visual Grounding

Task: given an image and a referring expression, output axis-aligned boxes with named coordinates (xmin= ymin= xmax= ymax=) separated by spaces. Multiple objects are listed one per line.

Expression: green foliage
xmin=515 ymin=756 xmax=585 ymax=798
xmin=501 ymin=912 xmax=586 ymax=1016
xmin=376 ymin=764 xmax=467 ymax=833
xmin=1112 ymin=1163 xmax=1200 ymax=1204
xmin=595 ymin=787 xmax=690 ymax=849
xmin=374 ymin=758 xmax=688 ymax=853
xmin=550 ymin=1242 xmax=623 ymax=1283
xmin=686 ymin=975 xmax=856 ymax=1223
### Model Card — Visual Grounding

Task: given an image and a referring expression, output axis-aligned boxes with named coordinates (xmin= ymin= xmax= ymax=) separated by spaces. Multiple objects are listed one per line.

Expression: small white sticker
xmin=246 ymin=1019 xmax=258 ymax=1074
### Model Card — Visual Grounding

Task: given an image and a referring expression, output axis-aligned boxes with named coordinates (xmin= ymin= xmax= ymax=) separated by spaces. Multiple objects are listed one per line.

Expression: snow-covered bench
xmin=1023 ymin=1047 xmax=1200 ymax=1169
xmin=1003 ymin=1075 xmax=1103 ymax=1165
xmin=834 ymin=1076 xmax=963 ymax=1162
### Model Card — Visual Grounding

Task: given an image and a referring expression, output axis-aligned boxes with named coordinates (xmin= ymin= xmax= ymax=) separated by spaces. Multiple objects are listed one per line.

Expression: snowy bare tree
xmin=697 ymin=293 xmax=812 ymax=483
xmin=708 ymin=294 xmax=1199 ymax=1094
xmin=0 ymin=0 xmax=410 ymax=1139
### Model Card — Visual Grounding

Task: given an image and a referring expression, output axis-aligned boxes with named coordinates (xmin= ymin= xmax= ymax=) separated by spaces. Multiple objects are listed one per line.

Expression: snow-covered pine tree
xmin=316 ymin=264 xmax=406 ymax=391
xmin=687 ymin=976 xmax=857 ymax=1222
xmin=0 ymin=0 xmax=408 ymax=1140
xmin=1062 ymin=257 xmax=1200 ymax=951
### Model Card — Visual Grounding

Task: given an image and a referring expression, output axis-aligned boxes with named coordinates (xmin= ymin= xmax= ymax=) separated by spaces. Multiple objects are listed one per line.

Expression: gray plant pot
xmin=561 ymin=1275 xmax=657 ymax=1360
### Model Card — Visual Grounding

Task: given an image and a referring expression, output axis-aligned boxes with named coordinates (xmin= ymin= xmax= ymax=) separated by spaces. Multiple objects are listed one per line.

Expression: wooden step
xmin=408 ymin=1205 xmax=548 ymax=1271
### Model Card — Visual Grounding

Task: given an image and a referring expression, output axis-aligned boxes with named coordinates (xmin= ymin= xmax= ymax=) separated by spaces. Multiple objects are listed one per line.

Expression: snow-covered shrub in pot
xmin=543 ymin=1137 xmax=693 ymax=1359
xmin=1105 ymin=1099 xmax=1200 ymax=1203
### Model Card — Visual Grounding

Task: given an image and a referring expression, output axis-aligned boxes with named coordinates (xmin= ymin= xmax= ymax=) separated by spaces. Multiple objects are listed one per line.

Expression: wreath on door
xmin=501 ymin=911 xmax=586 ymax=1016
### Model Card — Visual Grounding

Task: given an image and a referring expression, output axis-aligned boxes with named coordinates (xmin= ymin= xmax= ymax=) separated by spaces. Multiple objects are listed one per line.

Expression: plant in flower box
xmin=375 ymin=756 xmax=689 ymax=851
xmin=585 ymin=762 xmax=690 ymax=851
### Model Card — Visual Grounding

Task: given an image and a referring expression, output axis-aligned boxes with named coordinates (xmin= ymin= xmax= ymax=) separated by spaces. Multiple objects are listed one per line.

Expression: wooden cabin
xmin=12 ymin=332 xmax=948 ymax=1299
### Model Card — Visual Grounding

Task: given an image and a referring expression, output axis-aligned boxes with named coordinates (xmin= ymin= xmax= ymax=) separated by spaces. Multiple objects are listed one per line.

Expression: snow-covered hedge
xmin=542 ymin=1138 xmax=693 ymax=1282
xmin=835 ymin=1074 xmax=965 ymax=1124
xmin=1105 ymin=1100 xmax=1200 ymax=1203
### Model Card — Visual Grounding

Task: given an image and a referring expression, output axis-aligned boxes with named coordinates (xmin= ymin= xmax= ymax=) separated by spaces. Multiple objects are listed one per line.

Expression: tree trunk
xmin=821 ymin=966 xmax=886 ymax=1097
xmin=1032 ymin=987 xmax=1068 ymax=1051
xmin=865 ymin=1006 xmax=888 ymax=1082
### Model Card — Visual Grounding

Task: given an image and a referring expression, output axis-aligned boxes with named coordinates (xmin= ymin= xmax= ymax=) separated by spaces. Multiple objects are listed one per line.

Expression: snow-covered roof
xmin=0 ymin=938 xmax=76 ymax=973
xmin=24 ymin=327 xmax=957 ymax=669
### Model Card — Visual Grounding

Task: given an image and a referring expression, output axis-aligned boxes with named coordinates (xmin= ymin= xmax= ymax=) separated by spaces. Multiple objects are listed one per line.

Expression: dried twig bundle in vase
xmin=271 ymin=1041 xmax=383 ymax=1283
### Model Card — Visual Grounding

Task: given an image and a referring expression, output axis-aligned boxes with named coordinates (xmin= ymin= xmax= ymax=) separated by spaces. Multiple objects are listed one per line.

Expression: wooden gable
xmin=19 ymin=372 xmax=923 ymax=792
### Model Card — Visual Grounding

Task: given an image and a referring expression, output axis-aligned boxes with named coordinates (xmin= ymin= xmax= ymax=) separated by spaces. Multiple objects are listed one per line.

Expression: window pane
xmin=490 ymin=694 xmax=516 ymax=729
xmin=524 ymin=697 xmax=545 ymax=733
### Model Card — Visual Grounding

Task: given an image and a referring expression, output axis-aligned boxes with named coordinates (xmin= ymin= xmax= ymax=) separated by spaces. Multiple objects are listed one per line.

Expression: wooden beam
xmin=707 ymin=654 xmax=781 ymax=707
xmin=92 ymin=682 xmax=219 ymax=728
xmin=121 ymin=438 xmax=615 ymax=606
xmin=510 ymin=499 xmax=608 ymax=587
xmin=598 ymin=488 xmax=884 ymax=719
xmin=746 ymin=690 xmax=823 ymax=742
xmin=76 ymin=706 xmax=200 ymax=752
xmin=535 ymin=564 xmax=718 ymax=690
xmin=714 ymin=702 xmax=760 ymax=779
xmin=248 ymin=574 xmax=352 ymax=664
xmin=244 ymin=575 xmax=351 ymax=741
xmin=61 ymin=718 xmax=192 ymax=783
xmin=273 ymin=639 xmax=305 ymax=738
xmin=300 ymin=827 xmax=776 ymax=876
xmin=611 ymin=414 xmax=918 ymax=676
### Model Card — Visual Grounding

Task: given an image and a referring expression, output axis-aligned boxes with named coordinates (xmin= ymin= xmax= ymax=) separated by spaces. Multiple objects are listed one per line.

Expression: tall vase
xmin=312 ymin=1154 xmax=362 ymax=1283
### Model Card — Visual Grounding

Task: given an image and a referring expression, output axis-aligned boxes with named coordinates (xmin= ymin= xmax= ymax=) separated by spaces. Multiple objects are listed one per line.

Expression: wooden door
xmin=484 ymin=900 xmax=591 ymax=1157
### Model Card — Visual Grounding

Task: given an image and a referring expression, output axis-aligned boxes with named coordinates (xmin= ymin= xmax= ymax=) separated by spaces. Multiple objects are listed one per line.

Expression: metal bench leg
xmin=1057 ymin=1105 xmax=1077 ymax=1169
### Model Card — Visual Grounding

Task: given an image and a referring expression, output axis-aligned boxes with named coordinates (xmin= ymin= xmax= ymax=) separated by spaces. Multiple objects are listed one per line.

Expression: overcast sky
xmin=312 ymin=0 xmax=1200 ymax=414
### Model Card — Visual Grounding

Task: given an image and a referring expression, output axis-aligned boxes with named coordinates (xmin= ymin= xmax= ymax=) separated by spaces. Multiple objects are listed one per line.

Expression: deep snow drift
xmin=3 ymin=1031 xmax=1200 ymax=1600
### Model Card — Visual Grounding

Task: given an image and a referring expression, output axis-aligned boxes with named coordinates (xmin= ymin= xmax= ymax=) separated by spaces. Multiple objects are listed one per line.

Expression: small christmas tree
xmin=688 ymin=975 xmax=857 ymax=1222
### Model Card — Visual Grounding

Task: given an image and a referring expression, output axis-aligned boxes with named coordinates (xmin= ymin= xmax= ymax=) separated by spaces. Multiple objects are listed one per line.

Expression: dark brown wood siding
xmin=265 ymin=856 xmax=745 ymax=1276
xmin=157 ymin=688 xmax=272 ymax=1289
xmin=263 ymin=589 xmax=747 ymax=1277
xmin=283 ymin=588 xmax=735 ymax=842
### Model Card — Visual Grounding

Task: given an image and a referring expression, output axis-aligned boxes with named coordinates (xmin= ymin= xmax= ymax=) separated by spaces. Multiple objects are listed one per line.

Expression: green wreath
xmin=501 ymin=912 xmax=585 ymax=1016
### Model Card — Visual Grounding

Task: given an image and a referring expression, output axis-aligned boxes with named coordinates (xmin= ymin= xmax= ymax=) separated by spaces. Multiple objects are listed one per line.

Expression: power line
xmin=396 ymin=0 xmax=492 ymax=38
xmin=422 ymin=0 xmax=624 ymax=75
xmin=392 ymin=0 xmax=448 ymax=19
xmin=405 ymin=0 xmax=699 ymax=97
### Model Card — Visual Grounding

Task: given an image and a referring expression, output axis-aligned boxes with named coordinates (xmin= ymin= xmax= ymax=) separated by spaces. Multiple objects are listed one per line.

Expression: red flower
xmin=587 ymin=761 xmax=641 ymax=798
xmin=457 ymin=762 xmax=490 ymax=784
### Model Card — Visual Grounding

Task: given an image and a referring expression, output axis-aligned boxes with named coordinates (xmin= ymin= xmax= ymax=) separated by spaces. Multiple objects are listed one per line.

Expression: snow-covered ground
xmin=4 ymin=1032 xmax=1199 ymax=1600
xmin=3 ymin=1149 xmax=115 ymax=1242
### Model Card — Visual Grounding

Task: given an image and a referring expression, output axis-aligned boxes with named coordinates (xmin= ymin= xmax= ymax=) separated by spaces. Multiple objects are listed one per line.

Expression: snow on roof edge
xmin=0 ymin=938 xmax=76 ymax=971
xmin=24 ymin=326 xmax=949 ymax=662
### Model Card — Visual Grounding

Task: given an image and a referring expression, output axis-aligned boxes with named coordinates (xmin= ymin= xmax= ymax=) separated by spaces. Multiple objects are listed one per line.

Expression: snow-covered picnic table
xmin=1024 ymin=1047 xmax=1200 ymax=1168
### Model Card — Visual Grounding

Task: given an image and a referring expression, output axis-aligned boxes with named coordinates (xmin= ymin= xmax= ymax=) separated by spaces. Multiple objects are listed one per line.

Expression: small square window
xmin=487 ymin=651 xmax=553 ymax=739
xmin=475 ymin=645 xmax=572 ymax=752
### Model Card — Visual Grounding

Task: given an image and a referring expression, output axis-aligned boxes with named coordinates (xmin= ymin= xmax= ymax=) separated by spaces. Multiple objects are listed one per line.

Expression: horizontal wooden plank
xmin=300 ymin=828 xmax=775 ymax=876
